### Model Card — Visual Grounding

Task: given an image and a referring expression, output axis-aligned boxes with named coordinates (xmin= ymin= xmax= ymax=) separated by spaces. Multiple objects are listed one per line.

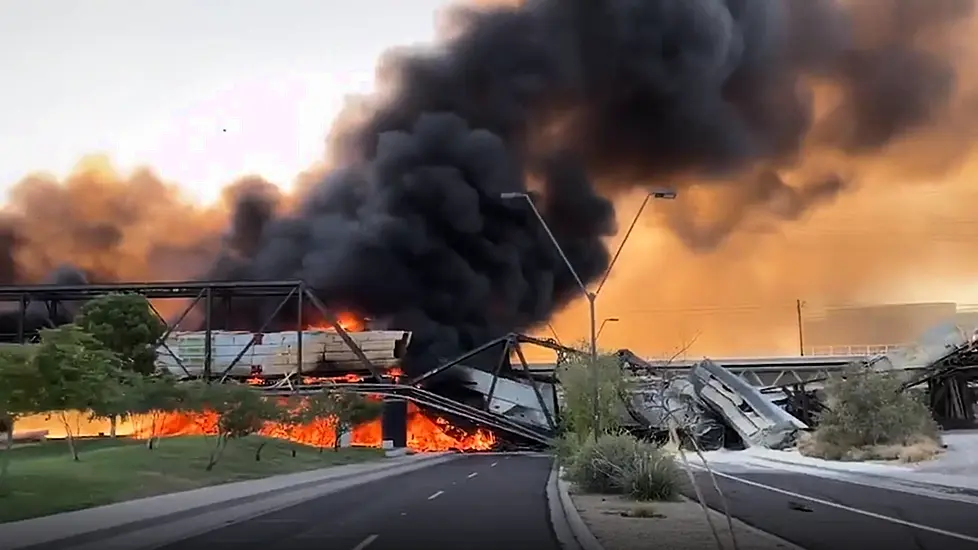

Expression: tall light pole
xmin=595 ymin=188 xmax=677 ymax=296
xmin=500 ymin=191 xmax=598 ymax=360
xmin=501 ymin=188 xmax=676 ymax=438
xmin=597 ymin=317 xmax=619 ymax=341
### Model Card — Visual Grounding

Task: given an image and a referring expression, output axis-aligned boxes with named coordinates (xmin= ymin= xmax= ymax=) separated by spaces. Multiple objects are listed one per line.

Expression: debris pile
xmin=617 ymin=321 xmax=978 ymax=452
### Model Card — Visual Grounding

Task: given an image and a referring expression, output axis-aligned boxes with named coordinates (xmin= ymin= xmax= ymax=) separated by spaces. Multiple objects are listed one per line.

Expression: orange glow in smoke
xmin=131 ymin=402 xmax=496 ymax=452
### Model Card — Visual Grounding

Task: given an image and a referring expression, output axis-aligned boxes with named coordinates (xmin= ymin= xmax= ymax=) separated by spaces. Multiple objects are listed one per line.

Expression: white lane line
xmin=351 ymin=534 xmax=379 ymax=550
xmin=491 ymin=461 xmax=498 ymax=467
xmin=428 ymin=490 xmax=444 ymax=500
xmin=689 ymin=464 xmax=978 ymax=544
xmin=468 ymin=472 xmax=478 ymax=478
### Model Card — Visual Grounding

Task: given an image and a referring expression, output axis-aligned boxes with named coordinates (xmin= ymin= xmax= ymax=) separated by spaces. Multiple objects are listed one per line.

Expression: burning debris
xmin=129 ymin=402 xmax=497 ymax=453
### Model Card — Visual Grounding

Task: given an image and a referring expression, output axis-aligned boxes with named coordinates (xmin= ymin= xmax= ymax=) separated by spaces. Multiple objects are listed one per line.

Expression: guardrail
xmin=806 ymin=344 xmax=909 ymax=356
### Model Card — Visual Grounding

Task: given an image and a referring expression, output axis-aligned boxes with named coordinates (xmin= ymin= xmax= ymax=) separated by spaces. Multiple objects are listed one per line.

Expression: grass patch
xmin=0 ymin=435 xmax=384 ymax=523
xmin=798 ymin=432 xmax=942 ymax=463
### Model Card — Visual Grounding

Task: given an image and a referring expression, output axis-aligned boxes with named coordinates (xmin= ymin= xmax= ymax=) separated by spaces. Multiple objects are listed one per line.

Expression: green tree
xmin=75 ymin=293 xmax=166 ymax=437
xmin=75 ymin=292 xmax=166 ymax=375
xmin=33 ymin=324 xmax=124 ymax=461
xmin=557 ymin=350 xmax=632 ymax=441
xmin=190 ymin=383 xmax=282 ymax=470
xmin=0 ymin=345 xmax=42 ymax=489
xmin=330 ymin=392 xmax=382 ymax=451
xmin=127 ymin=374 xmax=187 ymax=450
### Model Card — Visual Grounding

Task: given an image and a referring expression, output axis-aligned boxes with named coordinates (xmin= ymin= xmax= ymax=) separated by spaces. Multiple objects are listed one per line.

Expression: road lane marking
xmin=491 ymin=461 xmax=498 ymax=467
xmin=688 ymin=464 xmax=978 ymax=544
xmin=428 ymin=490 xmax=444 ymax=500
xmin=351 ymin=534 xmax=379 ymax=550
xmin=468 ymin=472 xmax=478 ymax=478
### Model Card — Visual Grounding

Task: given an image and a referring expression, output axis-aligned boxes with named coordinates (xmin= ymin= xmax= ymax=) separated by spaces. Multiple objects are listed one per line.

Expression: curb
xmin=546 ymin=460 xmax=604 ymax=550
xmin=11 ymin=452 xmax=459 ymax=550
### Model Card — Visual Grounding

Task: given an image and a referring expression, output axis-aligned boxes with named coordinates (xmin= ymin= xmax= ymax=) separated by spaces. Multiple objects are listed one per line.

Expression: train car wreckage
xmin=151 ymin=299 xmax=978 ymax=452
xmin=616 ymin=321 xmax=978 ymax=451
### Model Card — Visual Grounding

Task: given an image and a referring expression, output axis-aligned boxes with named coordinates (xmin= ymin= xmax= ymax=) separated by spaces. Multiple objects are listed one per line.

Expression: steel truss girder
xmin=0 ymin=279 xmax=383 ymax=384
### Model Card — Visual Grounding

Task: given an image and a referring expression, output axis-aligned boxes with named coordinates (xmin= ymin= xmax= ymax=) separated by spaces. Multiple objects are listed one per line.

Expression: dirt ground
xmin=570 ymin=489 xmax=798 ymax=550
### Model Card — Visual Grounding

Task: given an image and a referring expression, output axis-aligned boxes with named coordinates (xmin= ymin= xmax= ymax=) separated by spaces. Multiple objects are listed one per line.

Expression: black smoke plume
xmin=3 ymin=0 xmax=977 ymax=373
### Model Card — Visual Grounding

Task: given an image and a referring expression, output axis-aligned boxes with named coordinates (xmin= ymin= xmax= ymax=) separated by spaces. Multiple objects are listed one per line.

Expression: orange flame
xmin=131 ymin=402 xmax=496 ymax=452
xmin=305 ymin=311 xmax=365 ymax=333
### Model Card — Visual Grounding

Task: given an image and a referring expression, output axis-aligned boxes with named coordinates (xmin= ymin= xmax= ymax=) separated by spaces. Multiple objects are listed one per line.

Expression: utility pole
xmin=796 ymin=299 xmax=806 ymax=356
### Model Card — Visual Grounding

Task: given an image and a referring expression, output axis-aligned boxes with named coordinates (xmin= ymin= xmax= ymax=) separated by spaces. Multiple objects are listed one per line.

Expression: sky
xmin=0 ymin=0 xmax=452 ymax=202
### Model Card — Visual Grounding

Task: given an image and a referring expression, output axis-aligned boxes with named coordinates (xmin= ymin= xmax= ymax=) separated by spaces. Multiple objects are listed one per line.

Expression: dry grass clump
xmin=800 ymin=370 xmax=942 ymax=463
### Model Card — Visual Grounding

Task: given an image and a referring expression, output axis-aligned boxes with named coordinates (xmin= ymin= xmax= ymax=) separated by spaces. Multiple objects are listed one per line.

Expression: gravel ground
xmin=570 ymin=489 xmax=798 ymax=550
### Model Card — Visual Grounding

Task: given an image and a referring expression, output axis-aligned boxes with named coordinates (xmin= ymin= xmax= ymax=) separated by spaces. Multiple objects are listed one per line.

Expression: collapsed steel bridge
xmin=0 ymin=280 xmax=569 ymax=448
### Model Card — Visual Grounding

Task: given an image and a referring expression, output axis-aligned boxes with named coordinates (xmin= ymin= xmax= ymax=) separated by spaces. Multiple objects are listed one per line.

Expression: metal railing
xmin=806 ymin=344 xmax=909 ymax=357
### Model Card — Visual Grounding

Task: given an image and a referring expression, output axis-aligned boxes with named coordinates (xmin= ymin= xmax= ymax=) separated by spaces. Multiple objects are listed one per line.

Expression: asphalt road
xmin=156 ymin=453 xmax=560 ymax=550
xmin=687 ymin=468 xmax=978 ymax=550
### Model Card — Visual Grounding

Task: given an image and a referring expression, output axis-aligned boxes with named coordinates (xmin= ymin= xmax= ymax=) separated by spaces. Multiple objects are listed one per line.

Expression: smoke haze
xmin=4 ymin=0 xmax=978 ymax=368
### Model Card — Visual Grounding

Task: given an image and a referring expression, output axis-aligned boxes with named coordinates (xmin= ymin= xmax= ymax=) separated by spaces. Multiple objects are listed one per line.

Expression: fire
xmin=305 ymin=311 xmax=365 ymax=333
xmin=130 ymin=402 xmax=496 ymax=452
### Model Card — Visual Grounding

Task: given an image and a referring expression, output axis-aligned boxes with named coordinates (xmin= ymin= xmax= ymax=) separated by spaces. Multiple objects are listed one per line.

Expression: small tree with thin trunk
xmin=0 ymin=345 xmax=42 ymax=491
xmin=189 ymin=383 xmax=282 ymax=470
xmin=298 ymin=390 xmax=342 ymax=452
xmin=330 ymin=392 xmax=382 ymax=451
xmin=127 ymin=374 xmax=187 ymax=450
xmin=33 ymin=324 xmax=124 ymax=461
xmin=267 ymin=395 xmax=308 ymax=459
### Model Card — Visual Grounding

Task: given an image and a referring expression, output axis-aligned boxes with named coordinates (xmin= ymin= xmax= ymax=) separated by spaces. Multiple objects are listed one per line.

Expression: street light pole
xmin=596 ymin=188 xmax=677 ymax=296
xmin=597 ymin=317 xmax=620 ymax=341
xmin=501 ymin=191 xmax=601 ymax=438
xmin=501 ymin=188 xmax=676 ymax=439
xmin=500 ymin=192 xmax=596 ymax=355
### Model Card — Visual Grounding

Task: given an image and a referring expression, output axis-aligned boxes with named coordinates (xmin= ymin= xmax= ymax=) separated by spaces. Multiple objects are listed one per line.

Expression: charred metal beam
xmin=147 ymin=294 xmax=204 ymax=379
xmin=514 ymin=333 xmax=584 ymax=357
xmin=512 ymin=342 xmax=557 ymax=431
xmin=407 ymin=335 xmax=512 ymax=386
xmin=217 ymin=287 xmax=297 ymax=382
xmin=0 ymin=280 xmax=308 ymax=301
xmin=301 ymin=287 xmax=384 ymax=383
xmin=484 ymin=339 xmax=512 ymax=412
xmin=203 ymin=287 xmax=213 ymax=379
xmin=296 ymin=288 xmax=305 ymax=384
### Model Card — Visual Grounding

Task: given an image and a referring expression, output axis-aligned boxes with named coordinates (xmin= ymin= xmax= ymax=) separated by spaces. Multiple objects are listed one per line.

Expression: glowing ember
xmin=130 ymin=402 xmax=496 ymax=452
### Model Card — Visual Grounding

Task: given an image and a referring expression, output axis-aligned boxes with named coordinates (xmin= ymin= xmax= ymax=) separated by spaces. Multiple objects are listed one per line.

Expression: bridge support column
xmin=381 ymin=397 xmax=408 ymax=452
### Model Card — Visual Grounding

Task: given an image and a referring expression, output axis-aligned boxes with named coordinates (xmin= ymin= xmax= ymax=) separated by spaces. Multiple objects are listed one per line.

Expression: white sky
xmin=0 ymin=0 xmax=452 ymax=202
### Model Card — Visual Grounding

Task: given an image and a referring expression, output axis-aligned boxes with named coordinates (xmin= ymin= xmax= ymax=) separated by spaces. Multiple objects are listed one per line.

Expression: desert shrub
xmin=558 ymin=351 xmax=632 ymax=438
xmin=616 ymin=443 xmax=682 ymax=501
xmin=553 ymin=432 xmax=581 ymax=464
xmin=801 ymin=370 xmax=941 ymax=462
xmin=566 ymin=432 xmax=680 ymax=500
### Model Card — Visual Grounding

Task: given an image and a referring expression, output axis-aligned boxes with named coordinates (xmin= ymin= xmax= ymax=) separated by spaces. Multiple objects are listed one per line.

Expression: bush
xmin=558 ymin=351 xmax=632 ymax=437
xmin=800 ymin=370 xmax=942 ymax=463
xmin=565 ymin=432 xmax=680 ymax=501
